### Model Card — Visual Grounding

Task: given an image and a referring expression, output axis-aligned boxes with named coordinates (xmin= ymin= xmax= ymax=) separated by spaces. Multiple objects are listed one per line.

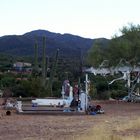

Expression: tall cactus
xmin=34 ymin=41 xmax=38 ymax=72
xmin=46 ymin=49 xmax=59 ymax=96
xmin=42 ymin=36 xmax=46 ymax=87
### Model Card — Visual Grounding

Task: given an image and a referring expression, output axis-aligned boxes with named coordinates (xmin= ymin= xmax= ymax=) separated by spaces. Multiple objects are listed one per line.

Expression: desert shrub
xmin=110 ymin=90 xmax=128 ymax=99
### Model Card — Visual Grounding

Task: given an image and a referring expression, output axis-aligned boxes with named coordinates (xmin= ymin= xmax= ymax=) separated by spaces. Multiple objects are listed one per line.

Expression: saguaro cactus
xmin=46 ymin=49 xmax=59 ymax=96
xmin=34 ymin=41 xmax=39 ymax=72
xmin=42 ymin=36 xmax=46 ymax=87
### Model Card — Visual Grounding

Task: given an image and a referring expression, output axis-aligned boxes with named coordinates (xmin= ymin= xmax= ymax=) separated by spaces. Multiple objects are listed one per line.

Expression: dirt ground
xmin=0 ymin=99 xmax=140 ymax=140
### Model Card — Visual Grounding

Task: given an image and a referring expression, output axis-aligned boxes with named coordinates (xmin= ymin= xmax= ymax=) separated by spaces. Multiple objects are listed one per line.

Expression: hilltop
xmin=0 ymin=30 xmax=109 ymax=58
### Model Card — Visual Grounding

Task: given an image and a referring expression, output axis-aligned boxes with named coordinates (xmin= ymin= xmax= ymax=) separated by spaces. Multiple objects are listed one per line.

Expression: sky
xmin=0 ymin=0 xmax=140 ymax=39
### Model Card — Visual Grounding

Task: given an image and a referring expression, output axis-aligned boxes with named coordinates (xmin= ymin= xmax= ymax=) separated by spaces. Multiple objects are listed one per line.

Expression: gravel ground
xmin=0 ymin=99 xmax=140 ymax=140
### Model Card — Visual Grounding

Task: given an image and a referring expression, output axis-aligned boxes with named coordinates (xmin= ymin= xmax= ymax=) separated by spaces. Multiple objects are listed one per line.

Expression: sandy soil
xmin=0 ymin=99 xmax=140 ymax=140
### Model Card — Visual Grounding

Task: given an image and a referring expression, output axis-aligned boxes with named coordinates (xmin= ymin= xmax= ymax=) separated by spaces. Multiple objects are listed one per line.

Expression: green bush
xmin=110 ymin=90 xmax=128 ymax=99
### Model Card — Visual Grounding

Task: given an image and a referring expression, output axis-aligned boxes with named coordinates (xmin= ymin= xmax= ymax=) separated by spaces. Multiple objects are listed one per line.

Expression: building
xmin=13 ymin=62 xmax=32 ymax=72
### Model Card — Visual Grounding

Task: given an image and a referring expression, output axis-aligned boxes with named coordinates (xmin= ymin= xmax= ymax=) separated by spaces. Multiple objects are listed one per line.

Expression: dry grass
xmin=77 ymin=118 xmax=140 ymax=140
xmin=0 ymin=99 xmax=140 ymax=140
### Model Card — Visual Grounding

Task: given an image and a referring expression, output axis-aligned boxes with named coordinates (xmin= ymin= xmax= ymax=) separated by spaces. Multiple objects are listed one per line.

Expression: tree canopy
xmin=87 ymin=23 xmax=140 ymax=67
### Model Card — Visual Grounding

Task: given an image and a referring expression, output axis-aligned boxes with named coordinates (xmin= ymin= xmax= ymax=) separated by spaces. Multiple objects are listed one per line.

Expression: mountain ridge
xmin=0 ymin=29 xmax=109 ymax=58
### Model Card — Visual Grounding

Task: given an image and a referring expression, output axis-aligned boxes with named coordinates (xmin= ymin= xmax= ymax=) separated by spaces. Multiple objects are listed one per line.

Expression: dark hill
xmin=0 ymin=30 xmax=109 ymax=58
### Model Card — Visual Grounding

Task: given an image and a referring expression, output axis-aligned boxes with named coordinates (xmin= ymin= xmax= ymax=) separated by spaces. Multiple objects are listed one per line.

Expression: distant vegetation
xmin=0 ymin=24 xmax=140 ymax=99
xmin=87 ymin=23 xmax=140 ymax=99
xmin=87 ymin=23 xmax=140 ymax=66
xmin=0 ymin=29 xmax=108 ymax=98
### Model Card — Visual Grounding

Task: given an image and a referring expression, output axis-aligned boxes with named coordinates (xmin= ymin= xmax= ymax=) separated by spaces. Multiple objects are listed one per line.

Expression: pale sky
xmin=0 ymin=0 xmax=140 ymax=39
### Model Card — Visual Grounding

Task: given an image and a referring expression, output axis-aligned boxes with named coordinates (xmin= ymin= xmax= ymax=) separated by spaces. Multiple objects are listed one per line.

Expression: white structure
xmin=16 ymin=101 xmax=23 ymax=112
xmin=16 ymin=74 xmax=90 ymax=113
xmin=32 ymin=86 xmax=74 ymax=107
xmin=79 ymin=91 xmax=87 ymax=112
xmin=85 ymin=67 xmax=111 ymax=76
xmin=85 ymin=59 xmax=140 ymax=102
xmin=13 ymin=62 xmax=32 ymax=67
xmin=0 ymin=90 xmax=3 ymax=97
xmin=13 ymin=62 xmax=32 ymax=71
xmin=31 ymin=74 xmax=90 ymax=112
